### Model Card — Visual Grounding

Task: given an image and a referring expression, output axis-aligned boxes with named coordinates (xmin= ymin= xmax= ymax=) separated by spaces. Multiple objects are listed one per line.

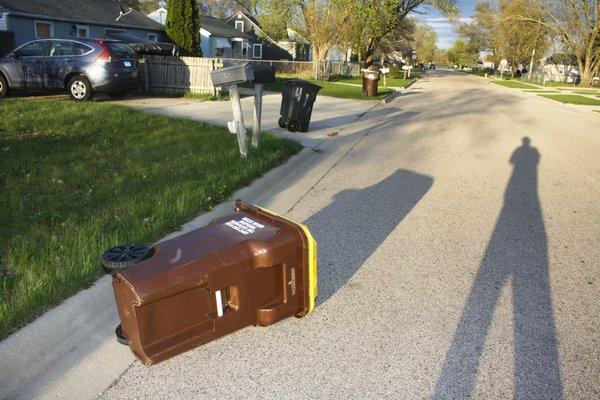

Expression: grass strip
xmin=538 ymin=94 xmax=600 ymax=105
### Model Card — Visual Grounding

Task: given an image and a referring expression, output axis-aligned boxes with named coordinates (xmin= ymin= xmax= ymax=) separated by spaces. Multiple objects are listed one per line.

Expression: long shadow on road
xmin=304 ymin=168 xmax=434 ymax=304
xmin=433 ymin=137 xmax=562 ymax=399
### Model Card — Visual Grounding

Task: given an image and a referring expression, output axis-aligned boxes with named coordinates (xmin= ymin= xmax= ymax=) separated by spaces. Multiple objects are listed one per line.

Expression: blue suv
xmin=0 ymin=38 xmax=141 ymax=101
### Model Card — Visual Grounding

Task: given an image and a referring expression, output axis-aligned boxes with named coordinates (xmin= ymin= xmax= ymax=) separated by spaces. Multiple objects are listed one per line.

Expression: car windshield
xmin=106 ymin=42 xmax=135 ymax=56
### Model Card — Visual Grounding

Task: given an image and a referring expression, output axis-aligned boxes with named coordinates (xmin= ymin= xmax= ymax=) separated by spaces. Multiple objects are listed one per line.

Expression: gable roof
xmin=200 ymin=15 xmax=250 ymax=39
xmin=224 ymin=11 xmax=260 ymax=30
xmin=0 ymin=0 xmax=164 ymax=31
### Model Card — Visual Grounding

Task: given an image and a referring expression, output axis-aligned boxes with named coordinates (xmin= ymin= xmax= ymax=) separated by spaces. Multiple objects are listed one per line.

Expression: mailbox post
xmin=250 ymin=65 xmax=275 ymax=148
xmin=380 ymin=67 xmax=390 ymax=89
xmin=210 ymin=63 xmax=255 ymax=157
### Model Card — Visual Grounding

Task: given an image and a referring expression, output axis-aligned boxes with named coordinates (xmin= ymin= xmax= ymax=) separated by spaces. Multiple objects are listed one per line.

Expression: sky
xmin=412 ymin=0 xmax=478 ymax=49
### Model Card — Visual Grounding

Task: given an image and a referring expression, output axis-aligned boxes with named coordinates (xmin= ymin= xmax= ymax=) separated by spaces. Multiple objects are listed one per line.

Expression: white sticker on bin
xmin=225 ymin=217 xmax=265 ymax=235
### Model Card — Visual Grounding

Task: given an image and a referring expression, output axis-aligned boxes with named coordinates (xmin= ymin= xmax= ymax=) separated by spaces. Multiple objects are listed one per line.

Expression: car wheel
xmin=108 ymin=90 xmax=129 ymax=100
xmin=278 ymin=116 xmax=287 ymax=129
xmin=0 ymin=74 xmax=8 ymax=99
xmin=68 ymin=75 xmax=93 ymax=101
xmin=287 ymin=120 xmax=299 ymax=132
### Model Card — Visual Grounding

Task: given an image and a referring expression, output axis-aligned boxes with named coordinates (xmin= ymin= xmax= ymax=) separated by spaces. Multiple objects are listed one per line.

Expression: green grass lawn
xmin=538 ymin=94 xmax=600 ymax=106
xmin=245 ymin=77 xmax=394 ymax=100
xmin=571 ymin=90 xmax=600 ymax=95
xmin=183 ymin=92 xmax=229 ymax=101
xmin=0 ymin=99 xmax=301 ymax=339
xmin=491 ymin=80 xmax=540 ymax=89
xmin=543 ymin=81 xmax=579 ymax=88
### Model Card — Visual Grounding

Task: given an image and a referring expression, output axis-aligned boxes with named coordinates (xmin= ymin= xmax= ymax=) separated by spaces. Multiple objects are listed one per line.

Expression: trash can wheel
xmin=101 ymin=243 xmax=152 ymax=273
xmin=115 ymin=324 xmax=129 ymax=346
xmin=278 ymin=117 xmax=287 ymax=129
xmin=287 ymin=120 xmax=300 ymax=132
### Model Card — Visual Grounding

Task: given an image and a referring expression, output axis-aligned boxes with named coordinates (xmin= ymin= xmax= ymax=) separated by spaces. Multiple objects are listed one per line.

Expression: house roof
xmin=199 ymin=15 xmax=250 ymax=39
xmin=224 ymin=11 xmax=260 ymax=30
xmin=0 ymin=0 xmax=165 ymax=31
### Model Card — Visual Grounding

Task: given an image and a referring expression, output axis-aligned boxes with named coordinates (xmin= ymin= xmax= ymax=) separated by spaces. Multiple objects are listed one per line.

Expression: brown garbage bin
xmin=109 ymin=200 xmax=317 ymax=366
xmin=362 ymin=66 xmax=381 ymax=97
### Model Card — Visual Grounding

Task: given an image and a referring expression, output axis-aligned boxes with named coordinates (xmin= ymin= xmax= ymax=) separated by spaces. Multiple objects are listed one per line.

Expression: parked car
xmin=463 ymin=66 xmax=473 ymax=72
xmin=0 ymin=38 xmax=141 ymax=101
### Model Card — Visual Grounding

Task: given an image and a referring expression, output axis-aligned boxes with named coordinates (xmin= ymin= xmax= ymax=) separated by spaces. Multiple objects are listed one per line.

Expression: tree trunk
xmin=579 ymin=56 xmax=594 ymax=87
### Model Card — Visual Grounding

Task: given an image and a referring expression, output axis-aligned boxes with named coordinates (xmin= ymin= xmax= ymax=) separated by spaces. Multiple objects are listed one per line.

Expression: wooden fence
xmin=139 ymin=56 xmax=363 ymax=95
xmin=140 ymin=56 xmax=223 ymax=96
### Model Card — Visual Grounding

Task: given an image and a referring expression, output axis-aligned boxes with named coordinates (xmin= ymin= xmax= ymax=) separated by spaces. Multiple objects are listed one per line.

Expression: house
xmin=541 ymin=55 xmax=580 ymax=83
xmin=0 ymin=0 xmax=166 ymax=50
xmin=223 ymin=11 xmax=306 ymax=61
xmin=276 ymin=28 xmax=311 ymax=61
xmin=147 ymin=9 xmax=253 ymax=58
xmin=198 ymin=15 xmax=253 ymax=59
xmin=147 ymin=7 xmax=167 ymax=25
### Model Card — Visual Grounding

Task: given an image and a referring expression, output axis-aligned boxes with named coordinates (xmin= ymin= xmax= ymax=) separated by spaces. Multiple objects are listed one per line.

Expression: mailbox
xmin=109 ymin=201 xmax=317 ymax=366
xmin=210 ymin=63 xmax=254 ymax=87
xmin=252 ymin=65 xmax=275 ymax=84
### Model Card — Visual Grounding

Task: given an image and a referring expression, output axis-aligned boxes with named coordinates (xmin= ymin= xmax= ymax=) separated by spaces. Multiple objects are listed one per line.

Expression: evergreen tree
xmin=166 ymin=0 xmax=201 ymax=56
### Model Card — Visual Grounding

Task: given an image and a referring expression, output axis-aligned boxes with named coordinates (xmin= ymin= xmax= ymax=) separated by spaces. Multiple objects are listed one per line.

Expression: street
xmin=100 ymin=70 xmax=600 ymax=399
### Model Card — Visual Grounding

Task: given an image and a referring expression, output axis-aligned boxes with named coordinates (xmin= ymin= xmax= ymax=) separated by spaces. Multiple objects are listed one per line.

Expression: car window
xmin=50 ymin=41 xmax=74 ymax=56
xmin=15 ymin=41 xmax=49 ymax=57
xmin=106 ymin=42 xmax=135 ymax=56
xmin=74 ymin=43 xmax=92 ymax=55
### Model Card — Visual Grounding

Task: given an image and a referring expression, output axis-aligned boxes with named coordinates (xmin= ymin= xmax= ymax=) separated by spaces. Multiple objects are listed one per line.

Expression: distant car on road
xmin=463 ymin=66 xmax=473 ymax=72
xmin=0 ymin=38 xmax=141 ymax=101
xmin=429 ymin=64 xmax=436 ymax=70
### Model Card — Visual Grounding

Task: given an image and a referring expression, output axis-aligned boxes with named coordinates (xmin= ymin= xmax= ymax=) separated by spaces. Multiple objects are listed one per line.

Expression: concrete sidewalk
xmin=110 ymin=92 xmax=379 ymax=147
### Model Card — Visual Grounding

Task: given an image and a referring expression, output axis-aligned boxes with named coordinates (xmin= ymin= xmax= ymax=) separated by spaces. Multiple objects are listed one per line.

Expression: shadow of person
xmin=433 ymin=137 xmax=562 ymax=399
xmin=304 ymin=169 xmax=433 ymax=304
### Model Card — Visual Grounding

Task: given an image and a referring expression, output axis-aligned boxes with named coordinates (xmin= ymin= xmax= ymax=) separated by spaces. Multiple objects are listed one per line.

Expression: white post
xmin=252 ymin=83 xmax=263 ymax=149
xmin=528 ymin=48 xmax=536 ymax=81
xmin=228 ymin=85 xmax=248 ymax=157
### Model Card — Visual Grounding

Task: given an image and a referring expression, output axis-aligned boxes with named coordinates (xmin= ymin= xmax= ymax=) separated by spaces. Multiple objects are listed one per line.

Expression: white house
xmin=147 ymin=8 xmax=252 ymax=58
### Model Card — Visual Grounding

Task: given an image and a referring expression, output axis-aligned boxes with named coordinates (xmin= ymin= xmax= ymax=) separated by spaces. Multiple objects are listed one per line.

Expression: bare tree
xmin=517 ymin=0 xmax=600 ymax=85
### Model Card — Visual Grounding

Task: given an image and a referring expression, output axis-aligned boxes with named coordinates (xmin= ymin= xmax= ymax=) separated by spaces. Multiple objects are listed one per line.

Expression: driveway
xmin=103 ymin=70 xmax=600 ymax=399
xmin=112 ymin=91 xmax=379 ymax=147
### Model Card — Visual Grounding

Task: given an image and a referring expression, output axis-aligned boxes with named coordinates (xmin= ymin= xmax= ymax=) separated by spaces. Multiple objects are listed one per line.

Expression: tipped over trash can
xmin=278 ymin=79 xmax=321 ymax=133
xmin=362 ymin=66 xmax=381 ymax=97
xmin=106 ymin=201 xmax=317 ymax=366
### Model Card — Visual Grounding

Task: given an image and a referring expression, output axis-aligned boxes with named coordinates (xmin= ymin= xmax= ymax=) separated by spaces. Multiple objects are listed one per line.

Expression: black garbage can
xmin=278 ymin=79 xmax=321 ymax=132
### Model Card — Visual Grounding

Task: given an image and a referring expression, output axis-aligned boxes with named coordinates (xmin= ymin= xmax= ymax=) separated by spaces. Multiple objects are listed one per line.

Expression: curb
xmin=381 ymin=90 xmax=401 ymax=104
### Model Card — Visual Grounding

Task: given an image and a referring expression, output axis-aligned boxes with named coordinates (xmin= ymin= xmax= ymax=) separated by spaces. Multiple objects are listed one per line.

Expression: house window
xmin=76 ymin=25 xmax=89 ymax=38
xmin=235 ymin=20 xmax=244 ymax=31
xmin=252 ymin=43 xmax=262 ymax=59
xmin=105 ymin=28 xmax=125 ymax=36
xmin=148 ymin=33 xmax=158 ymax=42
xmin=35 ymin=21 xmax=54 ymax=38
xmin=215 ymin=47 xmax=224 ymax=57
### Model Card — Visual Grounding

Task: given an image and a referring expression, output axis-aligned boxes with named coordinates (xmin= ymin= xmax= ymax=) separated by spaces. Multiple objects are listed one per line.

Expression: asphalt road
xmin=101 ymin=70 xmax=600 ymax=399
